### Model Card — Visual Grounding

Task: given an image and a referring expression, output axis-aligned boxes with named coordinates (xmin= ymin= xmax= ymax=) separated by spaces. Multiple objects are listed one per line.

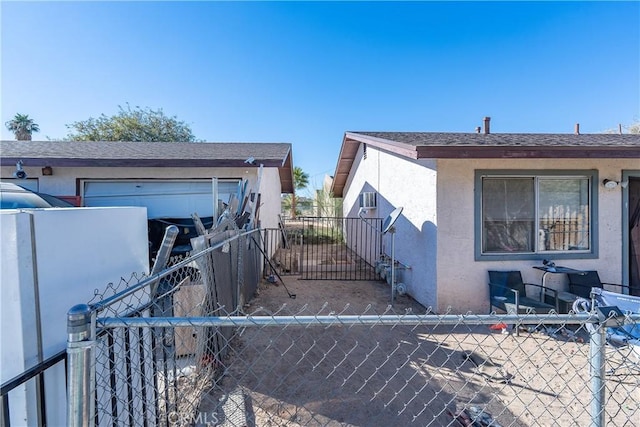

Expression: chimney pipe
xmin=475 ymin=126 xmax=481 ymax=134
xmin=575 ymin=123 xmax=580 ymax=135
xmin=483 ymin=117 xmax=491 ymax=134
xmin=619 ymin=124 xmax=623 ymax=135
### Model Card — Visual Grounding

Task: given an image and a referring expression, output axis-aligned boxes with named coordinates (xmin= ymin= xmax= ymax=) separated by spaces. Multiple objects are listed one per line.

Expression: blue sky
xmin=2 ymin=1 xmax=639 ymax=194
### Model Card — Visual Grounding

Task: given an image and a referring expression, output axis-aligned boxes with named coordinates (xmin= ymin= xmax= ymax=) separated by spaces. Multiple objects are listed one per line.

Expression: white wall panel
xmin=1 ymin=207 xmax=149 ymax=426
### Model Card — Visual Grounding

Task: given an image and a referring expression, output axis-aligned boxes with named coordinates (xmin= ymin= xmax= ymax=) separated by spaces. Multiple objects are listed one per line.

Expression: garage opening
xmin=83 ymin=179 xmax=241 ymax=258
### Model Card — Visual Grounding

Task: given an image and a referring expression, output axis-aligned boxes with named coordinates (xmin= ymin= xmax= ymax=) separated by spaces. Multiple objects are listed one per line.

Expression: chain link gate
xmin=66 ymin=227 xmax=640 ymax=427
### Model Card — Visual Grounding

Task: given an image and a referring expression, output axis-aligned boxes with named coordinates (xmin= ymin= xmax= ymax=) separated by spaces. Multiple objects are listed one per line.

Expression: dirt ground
xmin=200 ymin=277 xmax=639 ymax=427
xmin=249 ymin=275 xmax=426 ymax=315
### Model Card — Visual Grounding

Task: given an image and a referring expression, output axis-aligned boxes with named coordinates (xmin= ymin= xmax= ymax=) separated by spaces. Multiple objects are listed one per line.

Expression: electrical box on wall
xmin=359 ymin=192 xmax=377 ymax=209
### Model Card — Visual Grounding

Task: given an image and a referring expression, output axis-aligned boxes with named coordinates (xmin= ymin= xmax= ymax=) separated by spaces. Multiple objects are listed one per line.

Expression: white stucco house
xmin=0 ymin=140 xmax=294 ymax=230
xmin=331 ymin=120 xmax=640 ymax=313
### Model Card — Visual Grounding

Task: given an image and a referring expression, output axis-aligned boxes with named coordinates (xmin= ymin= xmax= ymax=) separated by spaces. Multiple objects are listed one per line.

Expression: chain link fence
xmin=67 ymin=231 xmax=640 ymax=426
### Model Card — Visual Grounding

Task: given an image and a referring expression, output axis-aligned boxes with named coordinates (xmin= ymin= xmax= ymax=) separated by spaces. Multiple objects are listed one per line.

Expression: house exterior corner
xmin=333 ymin=131 xmax=640 ymax=314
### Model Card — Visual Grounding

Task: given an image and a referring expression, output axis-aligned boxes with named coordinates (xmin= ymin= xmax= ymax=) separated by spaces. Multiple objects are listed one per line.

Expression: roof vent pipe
xmin=575 ymin=123 xmax=580 ymax=135
xmin=483 ymin=117 xmax=491 ymax=135
xmin=619 ymin=124 xmax=623 ymax=135
xmin=483 ymin=117 xmax=491 ymax=134
xmin=475 ymin=126 xmax=481 ymax=134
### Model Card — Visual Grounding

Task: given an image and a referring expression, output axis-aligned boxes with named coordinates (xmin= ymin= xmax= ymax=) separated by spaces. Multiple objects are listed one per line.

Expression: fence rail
xmin=0 ymin=349 xmax=67 ymax=427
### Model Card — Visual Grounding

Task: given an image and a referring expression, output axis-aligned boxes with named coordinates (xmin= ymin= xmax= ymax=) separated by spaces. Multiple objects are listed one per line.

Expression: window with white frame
xmin=475 ymin=170 xmax=597 ymax=260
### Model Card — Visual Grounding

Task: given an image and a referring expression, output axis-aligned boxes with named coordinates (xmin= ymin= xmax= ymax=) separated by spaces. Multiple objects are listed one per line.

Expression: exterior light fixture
xmin=14 ymin=160 xmax=27 ymax=179
xmin=42 ymin=166 xmax=53 ymax=176
xmin=602 ymin=179 xmax=619 ymax=189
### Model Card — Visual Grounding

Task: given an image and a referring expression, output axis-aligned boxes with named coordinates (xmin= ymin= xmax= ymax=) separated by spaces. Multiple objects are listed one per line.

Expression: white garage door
xmin=83 ymin=180 xmax=217 ymax=219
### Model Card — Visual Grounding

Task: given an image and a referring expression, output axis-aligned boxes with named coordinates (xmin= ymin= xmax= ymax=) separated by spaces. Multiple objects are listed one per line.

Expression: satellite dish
xmin=382 ymin=207 xmax=403 ymax=234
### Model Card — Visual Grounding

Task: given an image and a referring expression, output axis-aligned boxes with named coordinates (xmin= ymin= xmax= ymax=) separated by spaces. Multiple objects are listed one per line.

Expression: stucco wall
xmin=1 ymin=166 xmax=283 ymax=228
xmin=258 ymin=167 xmax=284 ymax=230
xmin=343 ymin=149 xmax=638 ymax=313
xmin=342 ymin=144 xmax=439 ymax=309
xmin=436 ymin=158 xmax=639 ymax=314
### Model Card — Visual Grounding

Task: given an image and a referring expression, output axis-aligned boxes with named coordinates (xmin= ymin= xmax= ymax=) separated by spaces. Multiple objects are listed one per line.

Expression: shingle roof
xmin=0 ymin=140 xmax=290 ymax=164
xmin=351 ymin=132 xmax=640 ymax=147
xmin=331 ymin=131 xmax=640 ymax=197
xmin=0 ymin=140 xmax=294 ymax=192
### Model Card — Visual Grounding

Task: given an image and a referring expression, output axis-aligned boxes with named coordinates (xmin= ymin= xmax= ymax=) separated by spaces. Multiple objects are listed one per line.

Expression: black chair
xmin=567 ymin=271 xmax=630 ymax=299
xmin=488 ymin=270 xmax=558 ymax=314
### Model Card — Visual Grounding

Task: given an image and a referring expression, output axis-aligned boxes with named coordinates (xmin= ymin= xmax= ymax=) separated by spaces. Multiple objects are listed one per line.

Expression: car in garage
xmin=147 ymin=216 xmax=215 ymax=260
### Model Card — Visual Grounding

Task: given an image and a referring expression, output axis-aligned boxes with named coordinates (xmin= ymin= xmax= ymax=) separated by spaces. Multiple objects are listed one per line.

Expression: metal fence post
xmin=67 ymin=304 xmax=95 ymax=427
xmin=236 ymin=233 xmax=244 ymax=312
xmin=589 ymin=319 xmax=606 ymax=427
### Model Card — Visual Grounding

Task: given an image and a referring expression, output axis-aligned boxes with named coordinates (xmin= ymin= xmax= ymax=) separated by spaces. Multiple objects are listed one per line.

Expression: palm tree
xmin=5 ymin=113 xmax=40 ymax=140
xmin=291 ymin=166 xmax=310 ymax=219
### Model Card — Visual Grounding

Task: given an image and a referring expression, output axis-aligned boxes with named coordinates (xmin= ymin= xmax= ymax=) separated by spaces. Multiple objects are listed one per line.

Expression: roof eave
xmin=345 ymin=132 xmax=420 ymax=159
xmin=279 ymin=146 xmax=295 ymax=194
xmin=1 ymin=154 xmax=296 ymax=193
xmin=331 ymin=132 xmax=420 ymax=197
